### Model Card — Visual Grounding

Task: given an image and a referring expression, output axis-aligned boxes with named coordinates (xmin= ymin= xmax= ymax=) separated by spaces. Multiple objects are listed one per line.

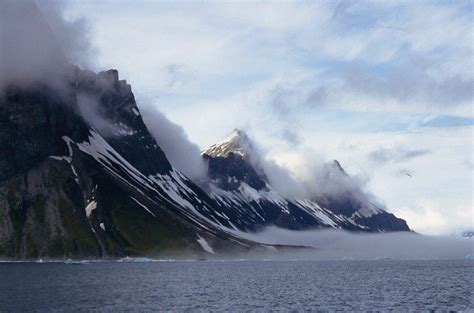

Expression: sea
xmin=0 ymin=259 xmax=472 ymax=312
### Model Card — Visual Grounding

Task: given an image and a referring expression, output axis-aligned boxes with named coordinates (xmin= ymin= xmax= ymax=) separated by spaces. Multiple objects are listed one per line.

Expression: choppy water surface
xmin=0 ymin=260 xmax=472 ymax=312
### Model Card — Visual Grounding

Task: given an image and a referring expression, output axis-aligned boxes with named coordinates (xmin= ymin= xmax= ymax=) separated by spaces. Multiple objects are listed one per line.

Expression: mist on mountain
xmin=0 ymin=0 xmax=91 ymax=88
xmin=0 ymin=0 xmax=209 ymax=185
xmin=204 ymin=128 xmax=386 ymax=218
xmin=140 ymin=104 xmax=209 ymax=182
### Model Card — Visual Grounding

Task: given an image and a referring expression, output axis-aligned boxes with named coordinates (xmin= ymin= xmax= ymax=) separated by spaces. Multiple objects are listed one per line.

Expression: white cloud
xmin=0 ymin=0 xmax=92 ymax=87
xmin=394 ymin=202 xmax=473 ymax=235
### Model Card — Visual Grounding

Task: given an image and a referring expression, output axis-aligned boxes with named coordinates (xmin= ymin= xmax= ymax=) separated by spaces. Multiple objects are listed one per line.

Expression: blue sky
xmin=66 ymin=0 xmax=473 ymax=234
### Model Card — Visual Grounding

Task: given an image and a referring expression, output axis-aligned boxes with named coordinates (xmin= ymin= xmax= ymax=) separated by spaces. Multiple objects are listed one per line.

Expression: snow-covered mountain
xmin=0 ymin=67 xmax=409 ymax=260
xmin=201 ymin=129 xmax=410 ymax=233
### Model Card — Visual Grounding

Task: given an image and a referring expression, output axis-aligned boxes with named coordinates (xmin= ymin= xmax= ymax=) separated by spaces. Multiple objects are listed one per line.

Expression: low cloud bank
xmin=239 ymin=227 xmax=473 ymax=260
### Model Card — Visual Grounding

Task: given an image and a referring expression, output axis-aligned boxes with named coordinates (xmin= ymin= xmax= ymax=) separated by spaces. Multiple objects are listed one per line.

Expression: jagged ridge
xmin=201 ymin=129 xmax=411 ymax=233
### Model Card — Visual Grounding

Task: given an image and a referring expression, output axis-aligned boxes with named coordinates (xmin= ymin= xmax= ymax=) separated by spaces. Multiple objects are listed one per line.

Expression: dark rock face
xmin=0 ymin=82 xmax=87 ymax=182
xmin=0 ymin=67 xmax=251 ymax=259
xmin=75 ymin=69 xmax=172 ymax=176
xmin=204 ymin=152 xmax=266 ymax=191
xmin=354 ymin=212 xmax=410 ymax=232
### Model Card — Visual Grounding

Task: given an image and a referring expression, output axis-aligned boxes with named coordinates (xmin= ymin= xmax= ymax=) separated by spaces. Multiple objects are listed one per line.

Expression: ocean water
xmin=0 ymin=260 xmax=472 ymax=312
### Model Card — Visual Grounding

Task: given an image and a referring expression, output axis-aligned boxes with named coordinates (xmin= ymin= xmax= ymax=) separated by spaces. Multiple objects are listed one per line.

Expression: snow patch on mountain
xmin=130 ymin=196 xmax=156 ymax=217
xmin=295 ymin=200 xmax=339 ymax=227
xmin=197 ymin=236 xmax=215 ymax=254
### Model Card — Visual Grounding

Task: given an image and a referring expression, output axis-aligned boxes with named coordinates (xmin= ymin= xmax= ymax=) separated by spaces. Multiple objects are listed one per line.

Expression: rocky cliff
xmin=0 ymin=67 xmax=253 ymax=259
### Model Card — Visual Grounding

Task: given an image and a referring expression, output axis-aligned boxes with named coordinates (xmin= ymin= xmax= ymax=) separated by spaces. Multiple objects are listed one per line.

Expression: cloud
xmin=76 ymin=91 xmax=125 ymax=137
xmin=0 ymin=0 xmax=92 ymax=88
xmin=268 ymin=86 xmax=297 ymax=118
xmin=290 ymin=157 xmax=383 ymax=215
xmin=393 ymin=200 xmax=473 ymax=235
xmin=279 ymin=129 xmax=301 ymax=147
xmin=241 ymin=132 xmax=381 ymax=213
xmin=342 ymin=58 xmax=474 ymax=109
xmin=259 ymin=158 xmax=308 ymax=200
xmin=369 ymin=146 xmax=432 ymax=165
xmin=139 ymin=103 xmax=208 ymax=182
xmin=160 ymin=63 xmax=194 ymax=91
xmin=419 ymin=115 xmax=474 ymax=128
xmin=305 ymin=86 xmax=328 ymax=108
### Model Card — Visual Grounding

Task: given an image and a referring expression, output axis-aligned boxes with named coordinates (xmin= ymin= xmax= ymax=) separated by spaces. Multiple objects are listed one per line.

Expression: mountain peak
xmin=223 ymin=128 xmax=250 ymax=144
xmin=229 ymin=128 xmax=246 ymax=136
xmin=331 ymin=160 xmax=347 ymax=175
xmin=202 ymin=128 xmax=252 ymax=158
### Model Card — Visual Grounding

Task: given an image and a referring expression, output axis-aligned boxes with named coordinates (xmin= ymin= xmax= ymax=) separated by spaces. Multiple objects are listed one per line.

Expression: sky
xmin=62 ymin=0 xmax=473 ymax=235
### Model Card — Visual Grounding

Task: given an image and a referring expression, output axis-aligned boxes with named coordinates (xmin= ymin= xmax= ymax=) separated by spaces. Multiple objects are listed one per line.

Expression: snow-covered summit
xmin=202 ymin=128 xmax=253 ymax=158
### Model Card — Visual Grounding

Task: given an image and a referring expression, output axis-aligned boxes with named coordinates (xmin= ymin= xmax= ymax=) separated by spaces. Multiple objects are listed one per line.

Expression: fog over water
xmin=233 ymin=227 xmax=473 ymax=260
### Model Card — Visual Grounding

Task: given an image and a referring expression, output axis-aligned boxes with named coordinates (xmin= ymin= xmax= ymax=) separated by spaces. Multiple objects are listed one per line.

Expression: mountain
xmin=201 ymin=129 xmax=410 ymax=232
xmin=0 ymin=67 xmax=409 ymax=260
xmin=0 ymin=67 xmax=257 ymax=259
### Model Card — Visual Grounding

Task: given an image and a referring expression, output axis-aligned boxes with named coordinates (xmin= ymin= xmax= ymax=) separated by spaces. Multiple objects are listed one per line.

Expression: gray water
xmin=0 ymin=260 xmax=472 ymax=312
